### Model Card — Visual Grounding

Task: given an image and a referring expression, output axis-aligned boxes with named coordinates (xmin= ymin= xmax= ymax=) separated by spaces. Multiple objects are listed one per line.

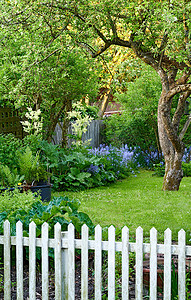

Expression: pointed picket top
xmin=122 ymin=225 xmax=129 ymax=232
xmin=82 ymin=224 xmax=89 ymax=232
xmin=108 ymin=225 xmax=115 ymax=232
xmin=164 ymin=228 xmax=172 ymax=244
xmin=16 ymin=221 xmax=23 ymax=235
xmin=68 ymin=222 xmax=75 ymax=231
xmin=178 ymin=228 xmax=185 ymax=237
xmin=164 ymin=228 xmax=172 ymax=235
xmin=122 ymin=226 xmax=129 ymax=236
xmin=29 ymin=221 xmax=36 ymax=230
xmin=29 ymin=221 xmax=36 ymax=227
xmin=150 ymin=227 xmax=157 ymax=234
xmin=4 ymin=220 xmax=10 ymax=232
xmin=95 ymin=224 xmax=102 ymax=232
xmin=136 ymin=226 xmax=143 ymax=235
xmin=4 ymin=219 xmax=10 ymax=226
xmin=16 ymin=220 xmax=23 ymax=228
xmin=54 ymin=222 xmax=61 ymax=231
xmin=42 ymin=222 xmax=49 ymax=229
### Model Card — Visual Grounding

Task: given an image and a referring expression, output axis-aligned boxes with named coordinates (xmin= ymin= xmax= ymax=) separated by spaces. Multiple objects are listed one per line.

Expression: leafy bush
xmin=182 ymin=162 xmax=191 ymax=177
xmin=0 ymin=134 xmax=23 ymax=170
xmin=39 ymin=142 xmax=121 ymax=191
xmin=0 ymin=196 xmax=94 ymax=237
xmin=0 ymin=189 xmax=38 ymax=213
xmin=152 ymin=162 xmax=165 ymax=177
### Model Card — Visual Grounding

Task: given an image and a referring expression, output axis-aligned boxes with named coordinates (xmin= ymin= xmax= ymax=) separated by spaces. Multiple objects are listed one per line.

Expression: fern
xmin=17 ymin=147 xmax=47 ymax=185
xmin=0 ymin=164 xmax=24 ymax=187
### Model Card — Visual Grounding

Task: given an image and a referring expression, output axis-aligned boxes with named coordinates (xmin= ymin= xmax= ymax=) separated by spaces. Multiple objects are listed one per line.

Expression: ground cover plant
xmin=53 ymin=170 xmax=191 ymax=243
xmin=0 ymin=196 xmax=94 ymax=239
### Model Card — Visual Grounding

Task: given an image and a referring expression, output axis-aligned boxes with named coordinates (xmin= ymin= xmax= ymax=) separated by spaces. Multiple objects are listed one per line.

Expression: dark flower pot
xmin=23 ymin=182 xmax=52 ymax=202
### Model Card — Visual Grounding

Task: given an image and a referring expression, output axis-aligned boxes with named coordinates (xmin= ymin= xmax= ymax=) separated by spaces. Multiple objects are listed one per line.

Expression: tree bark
xmin=158 ymin=91 xmax=184 ymax=191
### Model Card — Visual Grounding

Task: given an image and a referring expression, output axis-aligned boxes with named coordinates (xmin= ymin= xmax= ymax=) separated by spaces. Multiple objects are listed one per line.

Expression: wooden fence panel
xmin=53 ymin=120 xmax=104 ymax=148
xmin=1 ymin=221 xmax=191 ymax=299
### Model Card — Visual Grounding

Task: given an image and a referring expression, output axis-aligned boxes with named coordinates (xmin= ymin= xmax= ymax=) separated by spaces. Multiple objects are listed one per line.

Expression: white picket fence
xmin=1 ymin=220 xmax=191 ymax=299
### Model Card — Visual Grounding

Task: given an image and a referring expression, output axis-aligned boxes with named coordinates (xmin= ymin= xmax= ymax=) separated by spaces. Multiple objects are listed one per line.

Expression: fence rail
xmin=1 ymin=221 xmax=191 ymax=299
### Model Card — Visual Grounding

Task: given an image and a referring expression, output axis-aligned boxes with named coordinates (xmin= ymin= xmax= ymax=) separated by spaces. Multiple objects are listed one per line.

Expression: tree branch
xmin=26 ymin=49 xmax=61 ymax=70
xmin=166 ymin=84 xmax=191 ymax=100
xmin=179 ymin=114 xmax=191 ymax=140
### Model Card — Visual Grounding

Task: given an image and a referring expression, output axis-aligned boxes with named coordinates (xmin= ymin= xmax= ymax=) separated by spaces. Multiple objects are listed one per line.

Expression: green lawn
xmin=53 ymin=170 xmax=191 ymax=242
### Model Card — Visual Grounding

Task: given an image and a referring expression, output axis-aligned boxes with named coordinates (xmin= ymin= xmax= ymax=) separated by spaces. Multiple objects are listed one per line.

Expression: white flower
xmin=21 ymin=107 xmax=43 ymax=135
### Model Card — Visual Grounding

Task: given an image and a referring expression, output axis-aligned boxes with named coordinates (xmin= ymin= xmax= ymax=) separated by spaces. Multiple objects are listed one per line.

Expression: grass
xmin=53 ymin=170 xmax=191 ymax=242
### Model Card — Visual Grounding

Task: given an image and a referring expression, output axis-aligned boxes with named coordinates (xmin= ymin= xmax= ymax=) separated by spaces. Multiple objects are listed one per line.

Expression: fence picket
xmin=68 ymin=223 xmax=75 ymax=300
xmin=150 ymin=227 xmax=157 ymax=300
xmin=108 ymin=226 xmax=115 ymax=300
xmin=61 ymin=231 xmax=68 ymax=300
xmin=4 ymin=220 xmax=11 ymax=300
xmin=81 ymin=225 xmax=89 ymax=300
xmin=122 ymin=226 xmax=129 ymax=300
xmin=16 ymin=221 xmax=23 ymax=300
xmin=164 ymin=228 xmax=172 ymax=300
xmin=29 ymin=222 xmax=36 ymax=300
xmin=54 ymin=223 xmax=62 ymax=300
xmin=42 ymin=222 xmax=49 ymax=300
xmin=178 ymin=229 xmax=186 ymax=300
xmin=135 ymin=226 xmax=143 ymax=300
xmin=95 ymin=225 xmax=102 ymax=300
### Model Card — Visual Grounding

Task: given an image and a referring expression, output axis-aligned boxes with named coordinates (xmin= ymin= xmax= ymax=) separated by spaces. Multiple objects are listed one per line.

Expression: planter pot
xmin=23 ymin=182 xmax=52 ymax=202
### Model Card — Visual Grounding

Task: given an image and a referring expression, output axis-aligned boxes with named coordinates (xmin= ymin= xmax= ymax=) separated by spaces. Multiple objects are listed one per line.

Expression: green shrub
xmin=0 ymin=196 xmax=95 ymax=237
xmin=182 ymin=162 xmax=191 ymax=177
xmin=0 ymin=134 xmax=23 ymax=170
xmin=0 ymin=189 xmax=38 ymax=213
xmin=39 ymin=142 xmax=119 ymax=191
xmin=153 ymin=162 xmax=165 ymax=177
xmin=0 ymin=195 xmax=95 ymax=261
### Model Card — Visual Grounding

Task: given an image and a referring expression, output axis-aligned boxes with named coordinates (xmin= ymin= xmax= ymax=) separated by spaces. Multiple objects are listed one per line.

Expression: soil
xmin=0 ymin=253 xmax=190 ymax=299
xmin=0 ymin=255 xmax=144 ymax=300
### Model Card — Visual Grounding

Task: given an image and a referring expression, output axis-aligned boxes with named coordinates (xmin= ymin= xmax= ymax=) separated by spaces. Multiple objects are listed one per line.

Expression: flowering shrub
xmin=89 ymin=144 xmax=162 ymax=171
xmin=67 ymin=102 xmax=93 ymax=146
xmin=21 ymin=107 xmax=43 ymax=135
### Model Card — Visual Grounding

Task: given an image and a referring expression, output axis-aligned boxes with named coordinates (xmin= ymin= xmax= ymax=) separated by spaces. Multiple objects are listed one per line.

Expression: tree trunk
xmin=158 ymin=92 xmax=184 ymax=191
xmin=61 ymin=99 xmax=72 ymax=147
